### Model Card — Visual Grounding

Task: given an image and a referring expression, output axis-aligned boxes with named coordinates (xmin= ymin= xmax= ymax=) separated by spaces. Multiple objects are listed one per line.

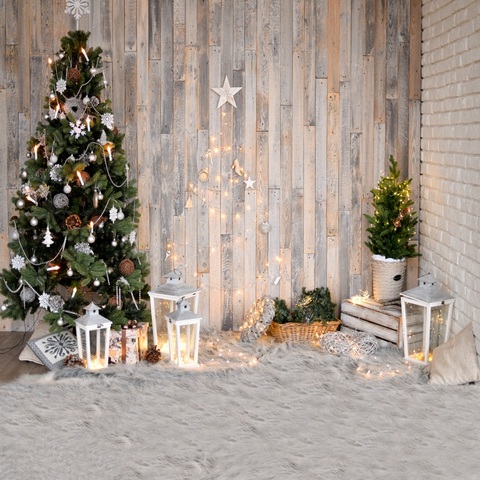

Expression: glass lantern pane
xmin=81 ymin=329 xmax=109 ymax=369
xmin=404 ymin=303 xmax=426 ymax=362
xmin=429 ymin=304 xmax=448 ymax=351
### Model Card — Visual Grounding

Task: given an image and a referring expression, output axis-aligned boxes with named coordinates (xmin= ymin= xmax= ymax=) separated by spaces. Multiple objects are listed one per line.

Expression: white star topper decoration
xmin=212 ymin=76 xmax=242 ymax=109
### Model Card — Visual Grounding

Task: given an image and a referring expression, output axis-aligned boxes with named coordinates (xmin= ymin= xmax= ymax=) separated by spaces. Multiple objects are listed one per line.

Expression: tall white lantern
xmin=400 ymin=274 xmax=455 ymax=365
xmin=75 ymin=302 xmax=112 ymax=369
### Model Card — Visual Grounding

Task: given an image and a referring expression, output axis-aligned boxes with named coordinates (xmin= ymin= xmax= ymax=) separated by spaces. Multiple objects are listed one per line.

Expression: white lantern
xmin=148 ymin=270 xmax=202 ymax=346
xmin=400 ymin=274 xmax=455 ymax=365
xmin=75 ymin=302 xmax=112 ymax=369
xmin=165 ymin=299 xmax=202 ymax=367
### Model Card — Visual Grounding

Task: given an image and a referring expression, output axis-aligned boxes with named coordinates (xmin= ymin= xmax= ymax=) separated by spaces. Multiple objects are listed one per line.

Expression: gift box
xmin=109 ymin=322 xmax=149 ymax=364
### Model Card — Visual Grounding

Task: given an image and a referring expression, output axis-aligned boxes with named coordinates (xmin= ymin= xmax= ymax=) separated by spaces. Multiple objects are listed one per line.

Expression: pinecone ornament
xmin=64 ymin=354 xmax=86 ymax=368
xmin=65 ymin=214 xmax=82 ymax=229
xmin=67 ymin=67 xmax=81 ymax=83
xmin=145 ymin=345 xmax=162 ymax=364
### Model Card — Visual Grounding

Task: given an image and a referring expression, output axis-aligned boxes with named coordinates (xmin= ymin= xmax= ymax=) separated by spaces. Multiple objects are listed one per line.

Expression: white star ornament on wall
xmin=212 ymin=76 xmax=242 ymax=109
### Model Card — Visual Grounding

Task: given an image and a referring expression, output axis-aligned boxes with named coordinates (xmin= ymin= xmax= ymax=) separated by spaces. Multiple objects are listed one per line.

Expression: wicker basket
xmin=371 ymin=256 xmax=406 ymax=303
xmin=268 ymin=320 xmax=341 ymax=343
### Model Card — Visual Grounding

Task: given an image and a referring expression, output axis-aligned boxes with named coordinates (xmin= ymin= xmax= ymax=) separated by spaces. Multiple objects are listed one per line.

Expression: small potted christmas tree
xmin=364 ymin=155 xmax=419 ymax=303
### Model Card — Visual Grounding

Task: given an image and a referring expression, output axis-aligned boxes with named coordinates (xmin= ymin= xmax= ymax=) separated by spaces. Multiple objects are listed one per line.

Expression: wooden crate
xmin=340 ymin=298 xmax=403 ymax=347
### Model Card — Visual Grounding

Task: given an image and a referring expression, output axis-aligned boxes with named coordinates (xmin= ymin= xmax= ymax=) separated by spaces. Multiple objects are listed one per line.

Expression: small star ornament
xmin=212 ymin=76 xmax=242 ymax=109
xmin=244 ymin=176 xmax=256 ymax=189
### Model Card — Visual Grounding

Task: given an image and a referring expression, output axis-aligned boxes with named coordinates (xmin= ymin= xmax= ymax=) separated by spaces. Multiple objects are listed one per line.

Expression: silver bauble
xmin=87 ymin=234 xmax=95 ymax=244
xmin=57 ymin=318 xmax=64 ymax=327
xmin=16 ymin=199 xmax=25 ymax=209
xmin=50 ymin=153 xmax=58 ymax=164
xmin=63 ymin=184 xmax=72 ymax=194
xmin=67 ymin=267 xmax=74 ymax=277
xmin=111 ymin=239 xmax=118 ymax=247
xmin=20 ymin=286 xmax=36 ymax=303
xmin=93 ymin=278 xmax=100 ymax=287
xmin=11 ymin=230 xmax=19 ymax=240
xmin=53 ymin=193 xmax=69 ymax=209
xmin=20 ymin=170 xmax=28 ymax=180
xmin=30 ymin=217 xmax=38 ymax=227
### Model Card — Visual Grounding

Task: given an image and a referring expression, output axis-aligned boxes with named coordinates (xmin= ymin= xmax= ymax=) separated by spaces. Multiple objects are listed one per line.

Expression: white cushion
xmin=429 ymin=322 xmax=480 ymax=386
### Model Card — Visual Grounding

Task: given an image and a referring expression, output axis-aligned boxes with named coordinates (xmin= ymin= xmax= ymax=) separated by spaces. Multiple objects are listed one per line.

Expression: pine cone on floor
xmin=144 ymin=345 xmax=162 ymax=364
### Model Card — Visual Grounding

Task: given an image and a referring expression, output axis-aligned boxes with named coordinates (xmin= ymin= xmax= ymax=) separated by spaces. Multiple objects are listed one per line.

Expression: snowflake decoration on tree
xmin=38 ymin=292 xmax=51 ymax=310
xmin=56 ymin=78 xmax=67 ymax=95
xmin=49 ymin=165 xmax=63 ymax=182
xmin=101 ymin=112 xmax=114 ymax=130
xmin=109 ymin=206 xmax=118 ymax=223
xmin=74 ymin=242 xmax=94 ymax=255
xmin=65 ymin=0 xmax=90 ymax=21
xmin=129 ymin=231 xmax=137 ymax=245
xmin=11 ymin=255 xmax=26 ymax=270
xmin=37 ymin=183 xmax=50 ymax=199
xmin=70 ymin=120 xmax=86 ymax=139
xmin=48 ymin=295 xmax=65 ymax=313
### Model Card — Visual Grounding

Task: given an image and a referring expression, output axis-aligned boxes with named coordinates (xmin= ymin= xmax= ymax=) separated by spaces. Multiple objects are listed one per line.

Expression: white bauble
xmin=63 ymin=184 xmax=72 ymax=194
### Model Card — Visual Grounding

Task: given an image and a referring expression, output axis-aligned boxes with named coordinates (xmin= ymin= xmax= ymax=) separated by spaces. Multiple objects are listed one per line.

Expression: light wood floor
xmin=0 ymin=331 xmax=48 ymax=383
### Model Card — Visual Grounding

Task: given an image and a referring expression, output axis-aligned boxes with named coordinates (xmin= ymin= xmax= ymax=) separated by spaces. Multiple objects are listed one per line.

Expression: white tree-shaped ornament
xmin=42 ymin=226 xmax=54 ymax=247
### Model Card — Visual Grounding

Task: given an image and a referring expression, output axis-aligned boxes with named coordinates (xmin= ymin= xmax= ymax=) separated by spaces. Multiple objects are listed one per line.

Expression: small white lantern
xmin=148 ymin=270 xmax=202 ymax=346
xmin=75 ymin=302 xmax=112 ymax=369
xmin=165 ymin=299 xmax=202 ymax=367
xmin=401 ymin=274 xmax=455 ymax=365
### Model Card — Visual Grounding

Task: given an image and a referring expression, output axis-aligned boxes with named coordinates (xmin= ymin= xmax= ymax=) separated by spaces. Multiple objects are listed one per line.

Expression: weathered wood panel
xmin=0 ymin=1 xmax=422 ymax=331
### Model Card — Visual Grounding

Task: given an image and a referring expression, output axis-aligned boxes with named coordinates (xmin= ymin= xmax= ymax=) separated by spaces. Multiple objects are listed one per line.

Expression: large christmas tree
xmin=0 ymin=30 xmax=150 ymax=330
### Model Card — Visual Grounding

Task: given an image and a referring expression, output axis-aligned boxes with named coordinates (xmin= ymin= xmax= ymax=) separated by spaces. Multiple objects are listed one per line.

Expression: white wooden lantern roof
xmin=400 ymin=274 xmax=455 ymax=305
xmin=75 ymin=302 xmax=112 ymax=329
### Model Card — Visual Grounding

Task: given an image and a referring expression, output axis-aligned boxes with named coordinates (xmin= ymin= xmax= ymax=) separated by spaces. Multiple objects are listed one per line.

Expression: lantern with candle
xmin=400 ymin=274 xmax=455 ymax=365
xmin=75 ymin=303 xmax=112 ymax=369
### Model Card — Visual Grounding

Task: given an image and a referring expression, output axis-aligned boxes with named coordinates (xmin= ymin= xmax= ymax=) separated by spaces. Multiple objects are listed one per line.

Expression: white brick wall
xmin=421 ymin=0 xmax=480 ymax=332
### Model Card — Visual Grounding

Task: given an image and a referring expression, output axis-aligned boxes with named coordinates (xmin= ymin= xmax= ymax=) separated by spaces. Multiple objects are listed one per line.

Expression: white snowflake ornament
xmin=74 ymin=242 xmax=94 ymax=255
xmin=56 ymin=78 xmax=67 ymax=95
xmin=109 ymin=206 xmax=118 ymax=223
xmin=49 ymin=165 xmax=63 ymax=182
xmin=65 ymin=0 xmax=90 ymax=21
xmin=11 ymin=255 xmax=26 ymax=271
xmin=38 ymin=292 xmax=51 ymax=310
xmin=69 ymin=120 xmax=86 ymax=139
xmin=101 ymin=112 xmax=114 ymax=130
xmin=129 ymin=231 xmax=137 ymax=245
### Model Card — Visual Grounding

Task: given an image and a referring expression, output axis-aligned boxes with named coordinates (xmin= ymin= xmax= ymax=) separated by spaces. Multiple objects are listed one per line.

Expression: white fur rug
xmin=1 ymin=332 xmax=479 ymax=480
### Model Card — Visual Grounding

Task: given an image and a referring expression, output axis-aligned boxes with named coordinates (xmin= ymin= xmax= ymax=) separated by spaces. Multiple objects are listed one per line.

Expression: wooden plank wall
xmin=0 ymin=0 xmax=421 ymax=331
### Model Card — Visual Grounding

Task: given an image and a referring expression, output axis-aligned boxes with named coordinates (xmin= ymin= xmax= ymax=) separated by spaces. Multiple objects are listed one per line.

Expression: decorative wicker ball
xmin=118 ymin=259 xmax=135 ymax=276
xmin=67 ymin=67 xmax=81 ymax=83
xmin=53 ymin=193 xmax=69 ymax=209
xmin=75 ymin=171 xmax=91 ymax=186
xmin=20 ymin=286 xmax=36 ymax=303
xmin=65 ymin=214 xmax=82 ymax=230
